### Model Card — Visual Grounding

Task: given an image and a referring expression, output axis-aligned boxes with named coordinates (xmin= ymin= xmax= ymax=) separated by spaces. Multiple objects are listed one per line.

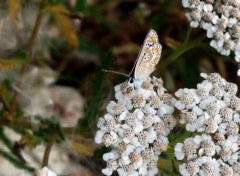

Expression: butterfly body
xmin=128 ymin=29 xmax=162 ymax=83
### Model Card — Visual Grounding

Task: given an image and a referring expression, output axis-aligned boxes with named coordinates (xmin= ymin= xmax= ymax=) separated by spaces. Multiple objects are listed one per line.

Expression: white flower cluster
xmin=182 ymin=0 xmax=240 ymax=75
xmin=95 ymin=77 xmax=176 ymax=176
xmin=174 ymin=72 xmax=240 ymax=176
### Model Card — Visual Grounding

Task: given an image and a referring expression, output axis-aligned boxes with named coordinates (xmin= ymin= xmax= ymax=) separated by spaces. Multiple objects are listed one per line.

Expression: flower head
xmin=95 ymin=77 xmax=176 ymax=175
xmin=174 ymin=73 xmax=240 ymax=175
xmin=182 ymin=0 xmax=240 ymax=75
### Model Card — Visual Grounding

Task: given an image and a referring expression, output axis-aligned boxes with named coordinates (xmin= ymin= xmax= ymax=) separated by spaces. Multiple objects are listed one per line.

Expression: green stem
xmin=160 ymin=43 xmax=200 ymax=69
xmin=183 ymin=27 xmax=192 ymax=46
xmin=158 ymin=35 xmax=206 ymax=71
xmin=0 ymin=148 xmax=35 ymax=172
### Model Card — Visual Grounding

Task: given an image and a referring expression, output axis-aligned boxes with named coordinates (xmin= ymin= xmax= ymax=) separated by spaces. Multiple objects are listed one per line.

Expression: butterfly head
xmin=127 ymin=73 xmax=135 ymax=84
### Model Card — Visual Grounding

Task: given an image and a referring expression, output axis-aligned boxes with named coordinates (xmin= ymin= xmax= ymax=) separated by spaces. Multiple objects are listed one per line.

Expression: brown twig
xmin=10 ymin=0 xmax=48 ymax=114
xmin=27 ymin=0 xmax=48 ymax=59
xmin=42 ymin=133 xmax=57 ymax=167
xmin=0 ymin=94 xmax=11 ymax=114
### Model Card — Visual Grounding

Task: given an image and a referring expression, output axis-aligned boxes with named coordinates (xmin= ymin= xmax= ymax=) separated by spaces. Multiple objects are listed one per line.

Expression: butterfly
xmin=128 ymin=29 xmax=162 ymax=83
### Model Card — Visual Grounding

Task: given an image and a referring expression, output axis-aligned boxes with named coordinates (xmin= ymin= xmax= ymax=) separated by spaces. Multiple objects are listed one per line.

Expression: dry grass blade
xmin=71 ymin=141 xmax=95 ymax=157
xmin=7 ymin=0 xmax=21 ymax=27
xmin=48 ymin=6 xmax=79 ymax=48
xmin=0 ymin=59 xmax=22 ymax=70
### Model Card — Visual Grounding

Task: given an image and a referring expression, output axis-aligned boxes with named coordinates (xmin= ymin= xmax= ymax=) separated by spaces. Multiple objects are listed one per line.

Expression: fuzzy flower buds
xmin=182 ymin=0 xmax=240 ymax=75
xmin=174 ymin=73 xmax=240 ymax=176
xmin=95 ymin=77 xmax=176 ymax=176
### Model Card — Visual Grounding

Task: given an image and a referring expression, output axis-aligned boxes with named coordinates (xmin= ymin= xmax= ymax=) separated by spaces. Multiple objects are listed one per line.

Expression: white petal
xmin=102 ymin=168 xmax=113 ymax=176
xmin=95 ymin=130 xmax=104 ymax=143
xmin=103 ymin=152 xmax=115 ymax=161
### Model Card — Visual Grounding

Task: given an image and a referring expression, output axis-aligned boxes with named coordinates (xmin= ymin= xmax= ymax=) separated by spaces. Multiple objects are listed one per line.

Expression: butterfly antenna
xmin=102 ymin=69 xmax=128 ymax=77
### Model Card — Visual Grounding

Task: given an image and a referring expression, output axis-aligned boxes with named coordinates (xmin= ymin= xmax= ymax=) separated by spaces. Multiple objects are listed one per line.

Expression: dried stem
xmin=10 ymin=0 xmax=48 ymax=114
xmin=42 ymin=133 xmax=57 ymax=167
xmin=0 ymin=94 xmax=11 ymax=114
xmin=27 ymin=0 xmax=48 ymax=59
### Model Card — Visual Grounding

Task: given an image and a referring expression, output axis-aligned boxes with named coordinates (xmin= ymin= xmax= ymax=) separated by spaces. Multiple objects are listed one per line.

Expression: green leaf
xmin=33 ymin=117 xmax=65 ymax=143
xmin=74 ymin=0 xmax=86 ymax=12
xmin=85 ymin=5 xmax=118 ymax=30
xmin=0 ymin=127 xmax=12 ymax=149
xmin=0 ymin=148 xmax=35 ymax=172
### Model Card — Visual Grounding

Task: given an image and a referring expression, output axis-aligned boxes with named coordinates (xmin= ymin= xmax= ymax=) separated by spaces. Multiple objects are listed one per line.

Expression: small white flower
xmin=95 ymin=130 xmax=105 ymax=144
xmin=182 ymin=0 xmax=200 ymax=8
xmin=41 ymin=167 xmax=57 ymax=176
xmin=206 ymin=25 xmax=217 ymax=38
xmin=194 ymin=134 xmax=216 ymax=156
xmin=196 ymin=156 xmax=220 ymax=176
xmin=198 ymin=96 xmax=215 ymax=110
xmin=222 ymin=135 xmax=239 ymax=153
xmin=238 ymin=69 xmax=240 ymax=76
xmin=158 ymin=103 xmax=175 ymax=117
xmin=233 ymin=113 xmax=240 ymax=123
xmin=179 ymin=161 xmax=199 ymax=176
xmin=137 ymin=89 xmax=154 ymax=101
xmin=97 ymin=114 xmax=120 ymax=132
xmin=174 ymin=143 xmax=184 ymax=160
xmin=147 ymin=128 xmax=157 ymax=143
xmin=102 ymin=167 xmax=114 ymax=176
xmin=103 ymin=152 xmax=115 ymax=161
xmin=201 ymin=21 xmax=212 ymax=30
xmin=143 ymin=104 xmax=156 ymax=115
xmin=186 ymin=115 xmax=205 ymax=132
xmin=174 ymin=137 xmax=198 ymax=161
xmin=220 ymin=164 xmax=234 ymax=175
xmin=175 ymin=88 xmax=200 ymax=110
xmin=203 ymin=4 xmax=213 ymax=12
xmin=228 ymin=18 xmax=237 ymax=28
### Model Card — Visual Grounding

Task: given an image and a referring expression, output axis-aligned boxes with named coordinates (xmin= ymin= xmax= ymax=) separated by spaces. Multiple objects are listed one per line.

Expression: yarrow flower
xmin=95 ymin=77 xmax=176 ymax=176
xmin=182 ymin=0 xmax=240 ymax=75
xmin=174 ymin=73 xmax=240 ymax=175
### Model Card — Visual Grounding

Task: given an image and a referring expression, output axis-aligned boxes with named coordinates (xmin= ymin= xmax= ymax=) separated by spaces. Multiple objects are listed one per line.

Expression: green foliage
xmin=33 ymin=117 xmax=65 ymax=143
xmin=85 ymin=5 xmax=118 ymax=30
xmin=73 ymin=0 xmax=86 ymax=12
xmin=0 ymin=148 xmax=35 ymax=172
xmin=149 ymin=13 xmax=165 ymax=29
xmin=78 ymin=36 xmax=115 ymax=137
xmin=0 ymin=127 xmax=12 ymax=149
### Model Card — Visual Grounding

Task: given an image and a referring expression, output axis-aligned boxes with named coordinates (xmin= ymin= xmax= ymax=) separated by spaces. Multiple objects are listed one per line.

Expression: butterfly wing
xmin=134 ymin=29 xmax=162 ymax=80
xmin=134 ymin=43 xmax=162 ymax=79
xmin=128 ymin=29 xmax=159 ymax=79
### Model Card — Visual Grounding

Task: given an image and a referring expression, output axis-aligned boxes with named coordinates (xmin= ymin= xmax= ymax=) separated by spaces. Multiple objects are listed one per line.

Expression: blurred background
xmin=0 ymin=0 xmax=239 ymax=175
